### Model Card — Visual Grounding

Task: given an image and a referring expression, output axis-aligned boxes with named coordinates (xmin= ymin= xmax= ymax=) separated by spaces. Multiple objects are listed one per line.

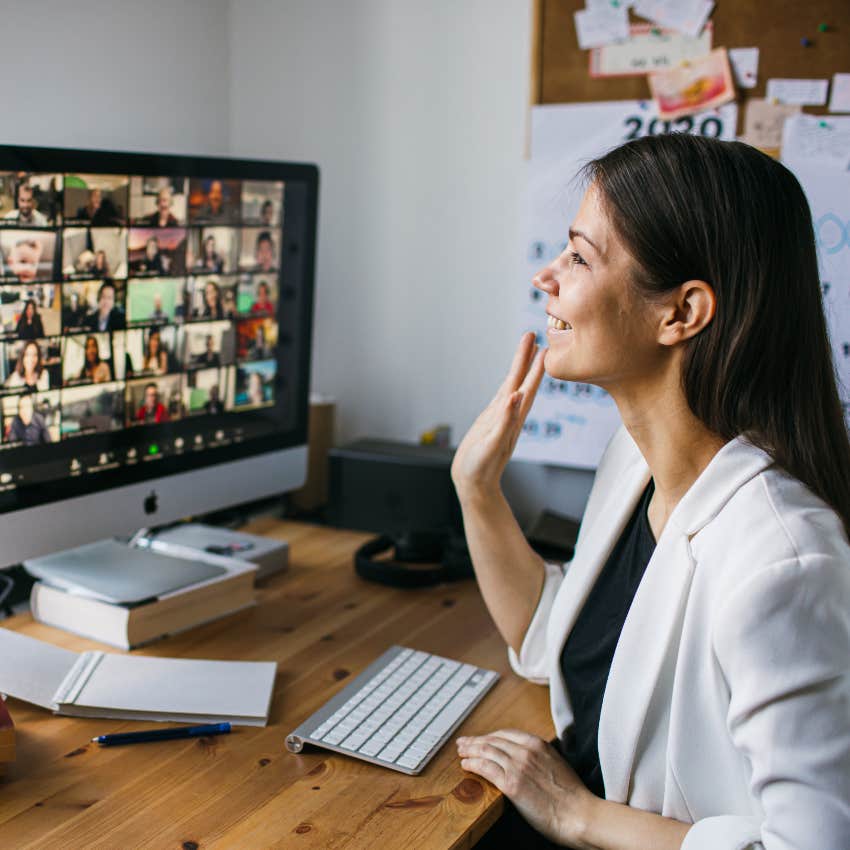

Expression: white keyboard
xmin=285 ymin=646 xmax=498 ymax=775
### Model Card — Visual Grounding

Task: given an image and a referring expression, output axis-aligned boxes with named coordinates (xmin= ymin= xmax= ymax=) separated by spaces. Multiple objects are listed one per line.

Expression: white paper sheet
xmin=590 ymin=23 xmax=712 ymax=77
xmin=519 ymin=100 xmax=737 ymax=469
xmin=633 ymin=0 xmax=714 ymax=38
xmin=781 ymin=115 xmax=850 ymax=173
xmin=765 ymin=78 xmax=830 ymax=106
xmin=574 ymin=5 xmax=630 ymax=50
xmin=829 ymin=73 xmax=850 ymax=113
xmin=728 ymin=47 xmax=759 ymax=89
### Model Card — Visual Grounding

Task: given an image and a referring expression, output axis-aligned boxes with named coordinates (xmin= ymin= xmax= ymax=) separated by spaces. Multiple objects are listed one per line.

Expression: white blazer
xmin=509 ymin=427 xmax=850 ymax=850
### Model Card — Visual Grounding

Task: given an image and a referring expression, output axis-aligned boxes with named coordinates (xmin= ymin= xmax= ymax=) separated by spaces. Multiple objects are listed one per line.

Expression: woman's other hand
xmin=451 ymin=332 xmax=546 ymax=500
xmin=457 ymin=729 xmax=595 ymax=847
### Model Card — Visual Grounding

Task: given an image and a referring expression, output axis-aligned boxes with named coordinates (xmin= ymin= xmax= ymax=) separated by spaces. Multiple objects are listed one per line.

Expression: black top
xmin=559 ymin=479 xmax=656 ymax=798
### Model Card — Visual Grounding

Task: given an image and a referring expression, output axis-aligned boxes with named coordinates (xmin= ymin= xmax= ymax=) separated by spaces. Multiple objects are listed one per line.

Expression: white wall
xmin=1 ymin=0 xmax=231 ymax=156
xmin=0 ymin=0 xmax=594 ymax=523
xmin=228 ymin=0 xmax=594 ymax=522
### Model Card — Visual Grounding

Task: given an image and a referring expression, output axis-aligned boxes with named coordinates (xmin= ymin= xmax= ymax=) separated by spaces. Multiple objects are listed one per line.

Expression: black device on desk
xmin=328 ymin=439 xmax=473 ymax=587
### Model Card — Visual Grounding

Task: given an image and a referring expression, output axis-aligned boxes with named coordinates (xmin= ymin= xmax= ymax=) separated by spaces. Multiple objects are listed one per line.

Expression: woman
xmin=197 ymin=235 xmax=224 ymax=273
xmin=77 ymin=335 xmax=111 ymax=383
xmin=141 ymin=328 xmax=167 ymax=375
xmin=452 ymin=135 xmax=850 ymax=849
xmin=202 ymin=279 xmax=224 ymax=319
xmin=247 ymin=371 xmax=265 ymax=406
xmin=5 ymin=340 xmax=49 ymax=391
xmin=15 ymin=299 xmax=44 ymax=339
xmin=93 ymin=249 xmax=110 ymax=277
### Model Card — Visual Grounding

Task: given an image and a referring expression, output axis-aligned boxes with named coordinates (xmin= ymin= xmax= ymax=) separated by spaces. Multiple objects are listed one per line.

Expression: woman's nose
xmin=532 ymin=266 xmax=559 ymax=295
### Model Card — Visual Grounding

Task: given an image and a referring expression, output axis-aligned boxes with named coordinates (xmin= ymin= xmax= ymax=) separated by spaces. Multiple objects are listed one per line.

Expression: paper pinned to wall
xmin=574 ymin=5 xmax=630 ymax=50
xmin=741 ymin=98 xmax=801 ymax=152
xmin=648 ymin=47 xmax=735 ymax=120
xmin=632 ymin=0 xmax=714 ymax=38
xmin=765 ymin=78 xmax=830 ymax=106
xmin=590 ymin=23 xmax=712 ymax=77
xmin=518 ymin=100 xmax=737 ymax=469
xmin=781 ymin=115 xmax=850 ymax=173
xmin=829 ymin=73 xmax=850 ymax=113
xmin=728 ymin=47 xmax=759 ymax=89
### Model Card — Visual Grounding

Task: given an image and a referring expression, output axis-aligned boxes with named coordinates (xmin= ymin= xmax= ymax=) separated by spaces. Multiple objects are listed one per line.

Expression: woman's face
xmin=205 ymin=283 xmax=218 ymax=306
xmin=146 ymin=239 xmax=158 ymax=260
xmin=23 ymin=343 xmax=38 ymax=375
xmin=149 ymin=332 xmax=160 ymax=354
xmin=533 ymin=185 xmax=663 ymax=392
xmin=85 ymin=337 xmax=98 ymax=363
xmin=204 ymin=237 xmax=216 ymax=258
xmin=25 ymin=301 xmax=34 ymax=319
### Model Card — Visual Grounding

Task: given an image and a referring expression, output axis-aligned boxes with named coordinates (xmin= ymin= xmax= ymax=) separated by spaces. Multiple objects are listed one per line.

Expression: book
xmin=0 ymin=629 xmax=276 ymax=726
xmin=30 ymin=543 xmax=257 ymax=650
xmin=0 ymin=696 xmax=14 ymax=776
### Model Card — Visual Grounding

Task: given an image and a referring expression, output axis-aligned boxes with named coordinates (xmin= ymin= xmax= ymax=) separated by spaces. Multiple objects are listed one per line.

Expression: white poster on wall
xmin=516 ymin=100 xmax=738 ymax=469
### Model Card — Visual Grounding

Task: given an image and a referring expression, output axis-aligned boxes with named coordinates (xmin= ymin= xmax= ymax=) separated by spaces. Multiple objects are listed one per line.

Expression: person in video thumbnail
xmin=7 ymin=392 xmax=51 ymax=445
xmin=65 ymin=291 xmax=86 ymax=328
xmin=260 ymin=200 xmax=274 ymax=226
xmin=201 ymin=279 xmax=224 ymax=319
xmin=142 ymin=328 xmax=167 ymax=375
xmin=76 ymin=187 xmax=122 ymax=225
xmin=248 ymin=324 xmax=271 ymax=360
xmin=136 ymin=382 xmax=169 ymax=424
xmin=250 ymin=280 xmax=274 ymax=315
xmin=140 ymin=236 xmax=167 ymax=275
xmin=255 ymin=231 xmax=276 ymax=272
xmin=197 ymin=235 xmax=224 ymax=273
xmin=196 ymin=334 xmax=220 ymax=368
xmin=78 ymin=335 xmax=111 ymax=384
xmin=85 ymin=281 xmax=125 ymax=331
xmin=7 ymin=238 xmax=43 ymax=283
xmin=16 ymin=299 xmax=45 ymax=339
xmin=204 ymin=384 xmax=224 ymax=415
xmin=198 ymin=180 xmax=225 ymax=222
xmin=248 ymin=371 xmax=264 ymax=406
xmin=144 ymin=187 xmax=178 ymax=227
xmin=5 ymin=340 xmax=49 ymax=391
xmin=150 ymin=293 xmax=168 ymax=323
xmin=4 ymin=183 xmax=48 ymax=227
xmin=93 ymin=249 xmax=110 ymax=277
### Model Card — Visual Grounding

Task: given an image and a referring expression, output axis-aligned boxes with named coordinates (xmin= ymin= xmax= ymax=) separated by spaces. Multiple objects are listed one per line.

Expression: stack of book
xmin=29 ymin=541 xmax=257 ymax=650
xmin=0 ymin=696 xmax=14 ymax=777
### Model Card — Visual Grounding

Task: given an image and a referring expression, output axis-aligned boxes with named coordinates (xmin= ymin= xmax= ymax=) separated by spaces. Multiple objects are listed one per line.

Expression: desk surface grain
xmin=0 ymin=520 xmax=553 ymax=850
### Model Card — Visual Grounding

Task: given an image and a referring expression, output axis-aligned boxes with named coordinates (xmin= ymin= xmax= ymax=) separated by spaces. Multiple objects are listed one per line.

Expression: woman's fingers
xmin=499 ymin=333 xmax=537 ymax=397
xmin=516 ymin=348 xmax=547 ymax=419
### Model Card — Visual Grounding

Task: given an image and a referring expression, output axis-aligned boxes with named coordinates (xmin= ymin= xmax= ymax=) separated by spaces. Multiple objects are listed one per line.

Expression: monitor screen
xmin=0 ymin=147 xmax=317 ymax=518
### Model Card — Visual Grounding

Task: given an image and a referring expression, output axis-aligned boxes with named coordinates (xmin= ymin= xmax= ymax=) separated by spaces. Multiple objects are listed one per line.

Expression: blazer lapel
xmin=597 ymin=436 xmax=775 ymax=803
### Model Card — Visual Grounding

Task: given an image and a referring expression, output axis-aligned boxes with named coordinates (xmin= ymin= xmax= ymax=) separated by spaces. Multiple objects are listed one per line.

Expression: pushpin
xmin=818 ymin=22 xmax=829 ymax=33
xmin=769 ymin=96 xmax=779 ymax=105
xmin=651 ymin=27 xmax=662 ymax=36
xmin=819 ymin=120 xmax=831 ymax=129
xmin=801 ymin=37 xmax=812 ymax=47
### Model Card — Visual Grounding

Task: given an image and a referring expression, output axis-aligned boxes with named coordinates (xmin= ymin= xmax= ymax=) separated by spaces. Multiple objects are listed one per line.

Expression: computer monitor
xmin=0 ymin=146 xmax=318 ymax=567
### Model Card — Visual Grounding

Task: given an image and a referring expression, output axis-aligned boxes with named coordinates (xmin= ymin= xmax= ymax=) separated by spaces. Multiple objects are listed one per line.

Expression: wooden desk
xmin=0 ymin=520 xmax=554 ymax=849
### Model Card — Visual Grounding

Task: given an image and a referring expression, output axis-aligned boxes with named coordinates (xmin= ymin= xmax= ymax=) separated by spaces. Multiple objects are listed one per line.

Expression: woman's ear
xmin=657 ymin=280 xmax=716 ymax=346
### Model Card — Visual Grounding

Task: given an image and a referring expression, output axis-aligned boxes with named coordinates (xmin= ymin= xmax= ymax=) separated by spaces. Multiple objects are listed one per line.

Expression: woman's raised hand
xmin=451 ymin=332 xmax=546 ymax=500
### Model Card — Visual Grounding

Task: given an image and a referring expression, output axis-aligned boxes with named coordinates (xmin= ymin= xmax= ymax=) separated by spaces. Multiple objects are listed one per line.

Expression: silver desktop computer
xmin=0 ymin=145 xmax=318 ymax=569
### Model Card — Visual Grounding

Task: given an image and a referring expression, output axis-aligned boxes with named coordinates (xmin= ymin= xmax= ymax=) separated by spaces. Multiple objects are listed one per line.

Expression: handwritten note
xmin=765 ymin=78 xmax=829 ymax=106
xmin=574 ymin=5 xmax=630 ymax=49
xmin=781 ymin=115 xmax=850 ymax=173
xmin=590 ymin=23 xmax=712 ymax=77
xmin=633 ymin=0 xmax=714 ymax=38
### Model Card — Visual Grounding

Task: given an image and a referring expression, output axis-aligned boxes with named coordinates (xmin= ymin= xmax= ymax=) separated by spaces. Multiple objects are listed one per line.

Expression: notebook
xmin=0 ymin=629 xmax=276 ymax=726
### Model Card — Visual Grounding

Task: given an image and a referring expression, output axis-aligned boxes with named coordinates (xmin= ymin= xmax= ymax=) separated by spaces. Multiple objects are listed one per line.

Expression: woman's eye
xmin=569 ymin=251 xmax=587 ymax=267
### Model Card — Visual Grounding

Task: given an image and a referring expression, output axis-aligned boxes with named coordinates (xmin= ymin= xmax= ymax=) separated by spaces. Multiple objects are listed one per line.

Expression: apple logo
xmin=143 ymin=490 xmax=158 ymax=515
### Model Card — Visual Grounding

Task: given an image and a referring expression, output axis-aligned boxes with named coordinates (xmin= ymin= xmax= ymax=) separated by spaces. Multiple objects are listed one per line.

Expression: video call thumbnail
xmin=129 ymin=177 xmax=188 ymax=226
xmin=183 ymin=366 xmax=235 ymax=416
xmin=2 ymin=390 xmax=60 ymax=446
xmin=128 ymin=228 xmax=187 ymax=276
xmin=0 ymin=174 xmax=63 ymax=227
xmin=62 ymin=227 xmax=127 ymax=279
xmin=0 ymin=167 xmax=286 ymax=453
xmin=64 ymin=175 xmax=129 ymax=225
xmin=60 ymin=382 xmax=125 ymax=438
xmin=0 ymin=337 xmax=62 ymax=394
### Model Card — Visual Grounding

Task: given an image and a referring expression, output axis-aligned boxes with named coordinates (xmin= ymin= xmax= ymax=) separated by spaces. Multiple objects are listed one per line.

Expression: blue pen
xmin=92 ymin=722 xmax=231 ymax=746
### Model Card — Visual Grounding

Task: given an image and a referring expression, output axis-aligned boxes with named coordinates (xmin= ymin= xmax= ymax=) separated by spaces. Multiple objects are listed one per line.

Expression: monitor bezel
xmin=0 ymin=144 xmax=318 ymax=516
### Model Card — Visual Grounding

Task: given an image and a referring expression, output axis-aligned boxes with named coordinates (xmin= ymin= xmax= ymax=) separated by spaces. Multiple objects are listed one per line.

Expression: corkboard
xmin=531 ymin=0 xmax=850 ymax=132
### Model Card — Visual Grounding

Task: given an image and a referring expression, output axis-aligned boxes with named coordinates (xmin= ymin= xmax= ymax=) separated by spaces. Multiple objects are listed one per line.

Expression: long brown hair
xmin=583 ymin=133 xmax=850 ymax=537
